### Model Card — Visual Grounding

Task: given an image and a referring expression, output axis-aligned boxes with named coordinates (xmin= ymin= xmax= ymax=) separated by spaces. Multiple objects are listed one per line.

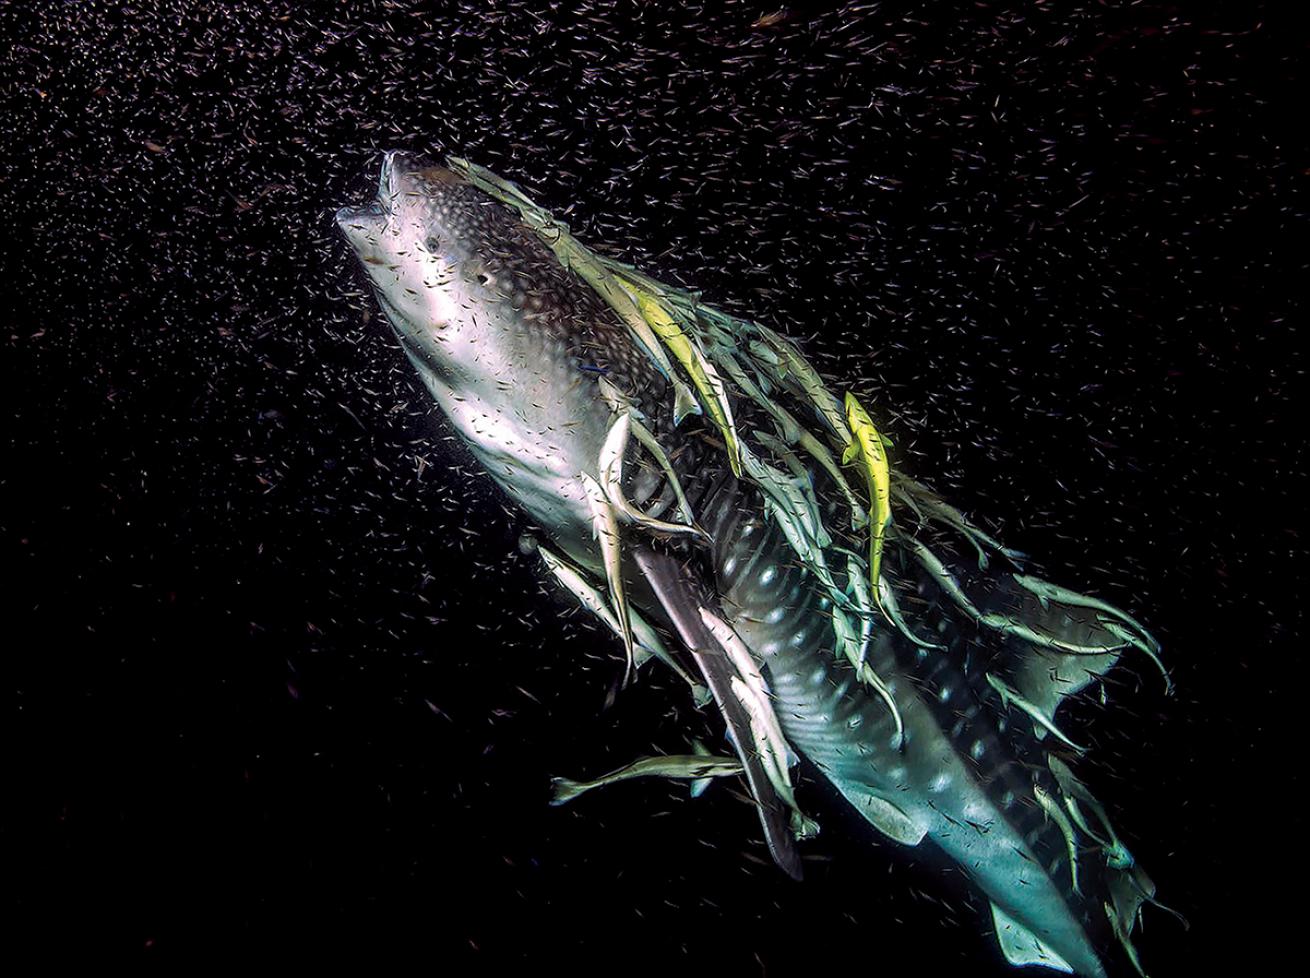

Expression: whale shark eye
xmin=424 ymin=235 xmax=441 ymax=253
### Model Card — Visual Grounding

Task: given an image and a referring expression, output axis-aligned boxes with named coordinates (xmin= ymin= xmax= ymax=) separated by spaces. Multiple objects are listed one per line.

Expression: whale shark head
xmin=335 ymin=151 xmax=666 ymax=565
xmin=335 ymin=151 xmax=535 ymax=385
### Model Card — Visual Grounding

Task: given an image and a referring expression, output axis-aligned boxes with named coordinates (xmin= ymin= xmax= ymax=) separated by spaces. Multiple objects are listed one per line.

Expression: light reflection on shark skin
xmin=337 ymin=151 xmax=1178 ymax=977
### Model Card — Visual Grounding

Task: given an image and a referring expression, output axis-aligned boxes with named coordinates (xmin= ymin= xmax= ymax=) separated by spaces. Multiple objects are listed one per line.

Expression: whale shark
xmin=336 ymin=151 xmax=1181 ymax=976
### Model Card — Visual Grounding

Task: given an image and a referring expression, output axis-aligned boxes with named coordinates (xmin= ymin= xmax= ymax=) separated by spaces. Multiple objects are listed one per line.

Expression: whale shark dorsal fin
xmin=633 ymin=547 xmax=805 ymax=881
xmin=981 ymin=572 xmax=1130 ymax=730
xmin=990 ymin=572 xmax=1170 ymax=721
xmin=858 ymin=793 xmax=926 ymax=846
xmin=989 ymin=901 xmax=1075 ymax=974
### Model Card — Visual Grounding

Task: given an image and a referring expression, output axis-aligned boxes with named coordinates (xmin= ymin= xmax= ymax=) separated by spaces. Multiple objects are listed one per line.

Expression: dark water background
xmin=3 ymin=1 xmax=1302 ymax=970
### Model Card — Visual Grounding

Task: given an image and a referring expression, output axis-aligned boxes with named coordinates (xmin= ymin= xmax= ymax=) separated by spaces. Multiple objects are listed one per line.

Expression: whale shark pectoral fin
xmin=633 ymin=547 xmax=805 ymax=881
xmin=990 ymin=901 xmax=1076 ymax=975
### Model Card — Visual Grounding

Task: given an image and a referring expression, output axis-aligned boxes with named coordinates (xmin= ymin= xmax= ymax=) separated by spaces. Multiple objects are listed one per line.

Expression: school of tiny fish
xmin=6 ymin=1 xmax=1296 ymax=972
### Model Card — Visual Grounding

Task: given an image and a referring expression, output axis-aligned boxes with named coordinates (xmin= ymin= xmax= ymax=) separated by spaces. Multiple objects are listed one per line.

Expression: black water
xmin=3 ymin=1 xmax=1302 ymax=971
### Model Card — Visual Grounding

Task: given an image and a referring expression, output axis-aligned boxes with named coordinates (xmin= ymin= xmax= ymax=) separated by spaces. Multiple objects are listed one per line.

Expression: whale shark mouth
xmin=333 ymin=151 xmax=412 ymax=247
